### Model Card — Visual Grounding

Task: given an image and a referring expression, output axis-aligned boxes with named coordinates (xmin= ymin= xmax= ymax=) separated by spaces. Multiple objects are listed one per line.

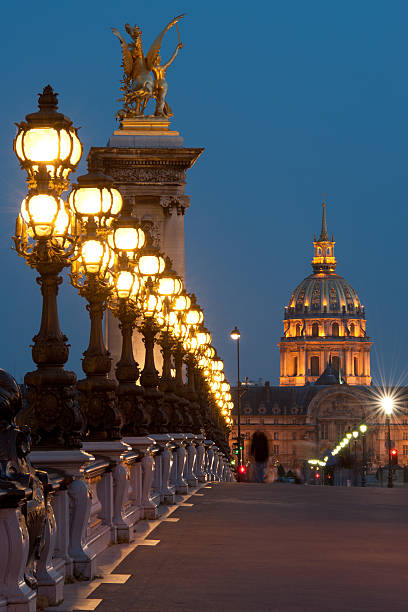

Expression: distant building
xmin=231 ymin=205 xmax=408 ymax=469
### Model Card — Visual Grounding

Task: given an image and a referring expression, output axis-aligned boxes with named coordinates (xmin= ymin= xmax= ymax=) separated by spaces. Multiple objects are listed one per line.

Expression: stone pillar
xmin=194 ymin=435 xmax=206 ymax=483
xmin=29 ymin=448 xmax=95 ymax=580
xmin=87 ymin=121 xmax=203 ymax=374
xmin=82 ymin=440 xmax=133 ymax=543
xmin=185 ymin=433 xmax=198 ymax=487
xmin=170 ymin=433 xmax=188 ymax=494
xmin=123 ymin=436 xmax=158 ymax=519
xmin=150 ymin=434 xmax=175 ymax=504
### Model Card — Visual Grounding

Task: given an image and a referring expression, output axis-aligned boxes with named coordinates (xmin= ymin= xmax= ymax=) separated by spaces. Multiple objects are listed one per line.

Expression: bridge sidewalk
xmin=52 ymin=483 xmax=408 ymax=612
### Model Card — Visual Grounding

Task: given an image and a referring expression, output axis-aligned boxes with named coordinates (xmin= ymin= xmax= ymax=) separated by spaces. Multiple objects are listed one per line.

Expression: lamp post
xmin=230 ymin=326 xmax=242 ymax=471
xmin=382 ymin=397 xmax=394 ymax=488
xmin=69 ymin=171 xmax=124 ymax=440
xmin=107 ymin=203 xmax=147 ymax=435
xmin=359 ymin=423 xmax=367 ymax=487
xmin=13 ymin=86 xmax=84 ymax=449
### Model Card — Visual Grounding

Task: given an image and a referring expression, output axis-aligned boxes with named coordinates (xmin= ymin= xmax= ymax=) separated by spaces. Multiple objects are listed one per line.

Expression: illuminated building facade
xmin=231 ymin=205 xmax=408 ymax=472
xmin=278 ymin=203 xmax=372 ymax=386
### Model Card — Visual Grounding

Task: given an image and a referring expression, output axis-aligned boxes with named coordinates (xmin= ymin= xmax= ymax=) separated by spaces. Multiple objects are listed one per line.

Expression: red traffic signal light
xmin=391 ymin=448 xmax=397 ymax=455
xmin=238 ymin=465 xmax=247 ymax=475
xmin=315 ymin=473 xmax=320 ymax=479
xmin=391 ymin=448 xmax=398 ymax=466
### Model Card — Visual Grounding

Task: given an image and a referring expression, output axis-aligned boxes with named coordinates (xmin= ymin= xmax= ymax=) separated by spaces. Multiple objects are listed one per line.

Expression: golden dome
xmin=287 ymin=272 xmax=363 ymax=315
xmin=286 ymin=202 xmax=364 ymax=317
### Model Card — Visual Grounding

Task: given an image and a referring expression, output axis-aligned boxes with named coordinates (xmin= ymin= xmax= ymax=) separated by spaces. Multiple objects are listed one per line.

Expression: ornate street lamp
xmin=230 ymin=326 xmax=242 ymax=472
xmin=360 ymin=422 xmax=367 ymax=487
xmin=136 ymin=275 xmax=166 ymax=431
xmin=13 ymin=87 xmax=83 ymax=449
xmin=70 ymin=175 xmax=123 ymax=440
xmin=14 ymin=85 xmax=82 ymax=194
xmin=382 ymin=397 xmax=394 ymax=488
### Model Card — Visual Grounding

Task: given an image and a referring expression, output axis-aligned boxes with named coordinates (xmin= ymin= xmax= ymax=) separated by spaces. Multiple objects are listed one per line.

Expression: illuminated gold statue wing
xmin=145 ymin=14 xmax=185 ymax=70
xmin=111 ymin=27 xmax=133 ymax=77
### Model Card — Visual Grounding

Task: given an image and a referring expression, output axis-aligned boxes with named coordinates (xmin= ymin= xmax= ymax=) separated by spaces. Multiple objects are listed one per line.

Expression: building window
xmin=296 ymin=323 xmax=301 ymax=336
xmin=292 ymin=446 xmax=296 ymax=455
xmin=291 ymin=356 xmax=298 ymax=376
xmin=292 ymin=432 xmax=297 ymax=440
xmin=273 ymin=445 xmax=279 ymax=455
xmin=332 ymin=322 xmax=339 ymax=337
xmin=354 ymin=356 xmax=359 ymax=376
xmin=332 ymin=355 xmax=340 ymax=373
xmin=350 ymin=323 xmax=355 ymax=336
xmin=312 ymin=323 xmax=319 ymax=337
xmin=311 ymin=356 xmax=320 ymax=376
xmin=321 ymin=423 xmax=329 ymax=440
xmin=274 ymin=432 xmax=279 ymax=440
xmin=403 ymin=433 xmax=408 ymax=441
xmin=404 ymin=446 xmax=408 ymax=457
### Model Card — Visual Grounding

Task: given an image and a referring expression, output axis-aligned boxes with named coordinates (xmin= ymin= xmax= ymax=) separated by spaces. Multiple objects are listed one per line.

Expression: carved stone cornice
xmin=87 ymin=147 xmax=204 ymax=184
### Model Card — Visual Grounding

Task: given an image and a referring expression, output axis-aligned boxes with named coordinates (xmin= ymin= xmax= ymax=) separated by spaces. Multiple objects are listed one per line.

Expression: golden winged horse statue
xmin=112 ymin=14 xmax=185 ymax=119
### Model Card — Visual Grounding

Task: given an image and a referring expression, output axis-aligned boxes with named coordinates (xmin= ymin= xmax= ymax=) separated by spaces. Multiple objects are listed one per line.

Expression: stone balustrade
xmin=0 ymin=433 xmax=233 ymax=611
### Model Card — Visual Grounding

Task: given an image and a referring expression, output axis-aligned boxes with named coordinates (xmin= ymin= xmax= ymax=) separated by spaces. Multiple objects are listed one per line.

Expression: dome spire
xmin=319 ymin=200 xmax=329 ymax=241
xmin=312 ymin=201 xmax=336 ymax=273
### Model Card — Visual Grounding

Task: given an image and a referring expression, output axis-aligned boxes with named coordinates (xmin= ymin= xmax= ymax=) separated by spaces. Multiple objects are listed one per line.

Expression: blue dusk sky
xmin=0 ymin=0 xmax=407 ymax=386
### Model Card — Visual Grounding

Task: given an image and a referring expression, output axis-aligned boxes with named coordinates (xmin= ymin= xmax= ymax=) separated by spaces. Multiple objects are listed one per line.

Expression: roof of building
xmin=285 ymin=203 xmax=364 ymax=317
xmin=232 ymin=383 xmax=408 ymax=417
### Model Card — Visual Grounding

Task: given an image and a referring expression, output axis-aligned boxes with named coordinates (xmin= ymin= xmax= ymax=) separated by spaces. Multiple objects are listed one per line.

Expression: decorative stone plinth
xmin=184 ymin=433 xmax=198 ymax=488
xmin=0 ymin=507 xmax=36 ymax=612
xmin=123 ymin=436 xmax=158 ymax=519
xmin=82 ymin=440 xmax=132 ymax=545
xmin=150 ymin=434 xmax=175 ymax=505
xmin=204 ymin=440 xmax=215 ymax=481
xmin=194 ymin=434 xmax=206 ymax=483
xmin=29 ymin=448 xmax=95 ymax=580
xmin=170 ymin=433 xmax=188 ymax=494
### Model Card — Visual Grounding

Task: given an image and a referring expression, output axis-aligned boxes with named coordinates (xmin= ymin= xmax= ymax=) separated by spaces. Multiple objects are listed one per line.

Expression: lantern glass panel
xmin=81 ymin=240 xmax=104 ymax=274
xmin=70 ymin=131 xmax=82 ymax=165
xmin=24 ymin=128 xmax=60 ymax=162
xmin=110 ymin=189 xmax=123 ymax=215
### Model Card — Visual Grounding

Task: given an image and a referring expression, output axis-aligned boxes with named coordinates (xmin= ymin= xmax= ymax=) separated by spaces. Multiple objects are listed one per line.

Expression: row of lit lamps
xmin=12 ymin=86 xmax=233 ymax=426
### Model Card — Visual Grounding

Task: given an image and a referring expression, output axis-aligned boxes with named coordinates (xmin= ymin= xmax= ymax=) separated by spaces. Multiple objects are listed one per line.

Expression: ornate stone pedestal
xmin=82 ymin=441 xmax=132 ymax=545
xmin=29 ymin=449 xmax=95 ymax=581
xmin=87 ymin=118 xmax=203 ymax=376
xmin=122 ymin=436 xmax=158 ymax=519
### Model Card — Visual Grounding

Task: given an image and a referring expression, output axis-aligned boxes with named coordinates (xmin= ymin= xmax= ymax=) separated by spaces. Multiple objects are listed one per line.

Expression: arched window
xmin=312 ymin=323 xmax=319 ymax=337
xmin=327 ymin=248 xmax=331 ymax=256
xmin=332 ymin=322 xmax=339 ymax=337
xmin=311 ymin=356 xmax=320 ymax=376
xmin=318 ymin=247 xmax=321 ymax=255
xmin=354 ymin=356 xmax=359 ymax=376
xmin=291 ymin=356 xmax=298 ymax=377
xmin=295 ymin=323 xmax=301 ymax=336
xmin=349 ymin=323 xmax=355 ymax=336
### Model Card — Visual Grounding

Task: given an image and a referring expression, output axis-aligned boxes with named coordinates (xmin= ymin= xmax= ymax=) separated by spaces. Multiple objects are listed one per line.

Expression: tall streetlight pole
xmin=230 ymin=326 xmax=242 ymax=470
xmin=359 ymin=423 xmax=367 ymax=487
xmin=382 ymin=397 xmax=394 ymax=488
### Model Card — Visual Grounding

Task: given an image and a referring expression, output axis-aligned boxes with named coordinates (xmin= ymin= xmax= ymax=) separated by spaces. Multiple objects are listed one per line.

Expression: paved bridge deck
xmin=54 ymin=483 xmax=408 ymax=612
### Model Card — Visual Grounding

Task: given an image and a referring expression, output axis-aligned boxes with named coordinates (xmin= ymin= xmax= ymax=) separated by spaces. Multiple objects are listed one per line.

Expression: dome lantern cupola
xmin=312 ymin=202 xmax=336 ymax=274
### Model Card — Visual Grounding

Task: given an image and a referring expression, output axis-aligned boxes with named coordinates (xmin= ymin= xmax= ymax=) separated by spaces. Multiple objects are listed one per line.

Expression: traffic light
xmin=232 ymin=440 xmax=239 ymax=456
xmin=238 ymin=465 xmax=247 ymax=475
xmin=391 ymin=448 xmax=398 ymax=466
